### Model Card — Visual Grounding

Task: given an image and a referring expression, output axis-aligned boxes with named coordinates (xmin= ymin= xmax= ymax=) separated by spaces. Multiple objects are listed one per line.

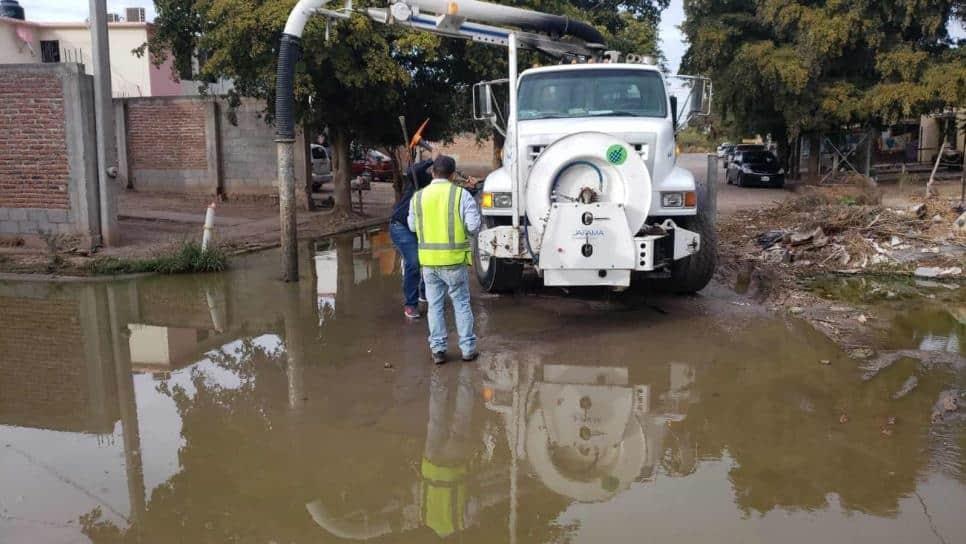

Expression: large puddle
xmin=1 ymin=229 xmax=964 ymax=543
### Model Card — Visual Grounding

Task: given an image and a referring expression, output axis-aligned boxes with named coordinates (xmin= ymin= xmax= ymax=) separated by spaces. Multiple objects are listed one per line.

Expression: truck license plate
xmin=760 ymin=176 xmax=770 ymax=181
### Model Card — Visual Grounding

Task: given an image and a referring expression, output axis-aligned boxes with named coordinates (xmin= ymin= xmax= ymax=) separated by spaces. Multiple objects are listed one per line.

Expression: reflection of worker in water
xmin=421 ymin=365 xmax=478 ymax=537
xmin=390 ymin=147 xmax=436 ymax=320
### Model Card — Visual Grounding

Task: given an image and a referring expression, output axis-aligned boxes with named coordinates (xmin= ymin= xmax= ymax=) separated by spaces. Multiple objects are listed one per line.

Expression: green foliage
xmin=676 ymin=127 xmax=713 ymax=152
xmin=682 ymin=0 xmax=966 ymax=156
xmin=90 ymin=242 xmax=228 ymax=275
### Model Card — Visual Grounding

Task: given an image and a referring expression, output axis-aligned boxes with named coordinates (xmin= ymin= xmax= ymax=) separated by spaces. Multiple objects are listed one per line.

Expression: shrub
xmin=90 ymin=241 xmax=228 ymax=275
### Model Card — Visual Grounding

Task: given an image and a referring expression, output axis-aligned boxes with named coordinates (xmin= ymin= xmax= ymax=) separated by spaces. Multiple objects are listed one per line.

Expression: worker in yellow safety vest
xmin=407 ymin=155 xmax=481 ymax=365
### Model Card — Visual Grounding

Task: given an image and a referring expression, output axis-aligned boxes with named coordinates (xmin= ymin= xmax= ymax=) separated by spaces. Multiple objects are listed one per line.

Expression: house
xmin=0 ymin=5 xmax=227 ymax=97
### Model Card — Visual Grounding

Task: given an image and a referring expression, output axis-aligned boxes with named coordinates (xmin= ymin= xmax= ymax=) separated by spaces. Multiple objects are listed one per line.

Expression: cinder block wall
xmin=0 ymin=64 xmax=100 ymax=244
xmin=117 ymin=96 xmax=308 ymax=196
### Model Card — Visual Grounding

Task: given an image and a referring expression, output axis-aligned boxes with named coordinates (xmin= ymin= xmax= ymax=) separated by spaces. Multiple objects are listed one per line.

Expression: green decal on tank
xmin=606 ymin=144 xmax=628 ymax=165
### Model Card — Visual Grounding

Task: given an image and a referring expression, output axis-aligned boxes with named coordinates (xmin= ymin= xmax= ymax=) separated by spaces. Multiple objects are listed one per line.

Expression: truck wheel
xmin=472 ymin=226 xmax=523 ymax=293
xmin=665 ymin=208 xmax=717 ymax=294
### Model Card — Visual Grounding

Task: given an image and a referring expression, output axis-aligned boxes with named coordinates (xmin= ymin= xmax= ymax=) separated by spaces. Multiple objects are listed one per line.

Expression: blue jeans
xmin=422 ymin=265 xmax=477 ymax=356
xmin=390 ymin=222 xmax=424 ymax=307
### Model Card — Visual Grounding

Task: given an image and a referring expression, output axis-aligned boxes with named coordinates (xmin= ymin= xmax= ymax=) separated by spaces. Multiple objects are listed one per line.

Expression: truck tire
xmin=665 ymin=209 xmax=717 ymax=294
xmin=472 ymin=222 xmax=523 ymax=293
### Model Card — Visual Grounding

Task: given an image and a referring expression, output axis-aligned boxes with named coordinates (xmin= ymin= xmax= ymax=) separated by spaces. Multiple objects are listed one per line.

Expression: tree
xmin=681 ymin=0 xmax=966 ymax=175
xmin=146 ymin=0 xmax=669 ymax=215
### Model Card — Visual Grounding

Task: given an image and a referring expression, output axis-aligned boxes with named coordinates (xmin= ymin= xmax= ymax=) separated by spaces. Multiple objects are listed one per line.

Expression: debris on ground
xmin=914 ymin=266 xmax=963 ymax=278
xmin=931 ymin=390 xmax=960 ymax=423
xmin=719 ymin=191 xmax=966 ymax=283
xmin=892 ymin=375 xmax=919 ymax=400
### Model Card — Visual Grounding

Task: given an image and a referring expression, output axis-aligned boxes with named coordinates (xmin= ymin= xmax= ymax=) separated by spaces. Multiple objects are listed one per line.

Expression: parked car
xmin=311 ymin=144 xmax=332 ymax=191
xmin=716 ymin=143 xmax=734 ymax=161
xmin=727 ymin=149 xmax=785 ymax=188
xmin=727 ymin=143 xmax=765 ymax=164
xmin=351 ymin=149 xmax=395 ymax=181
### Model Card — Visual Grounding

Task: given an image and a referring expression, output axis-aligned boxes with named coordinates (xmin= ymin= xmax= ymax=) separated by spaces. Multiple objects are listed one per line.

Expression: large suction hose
xmin=407 ymin=0 xmax=605 ymax=44
xmin=275 ymin=33 xmax=301 ymax=140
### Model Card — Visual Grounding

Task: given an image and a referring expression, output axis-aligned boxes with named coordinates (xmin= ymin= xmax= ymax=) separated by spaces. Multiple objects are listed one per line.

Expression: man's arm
xmin=460 ymin=188 xmax=481 ymax=235
xmin=407 ymin=197 xmax=417 ymax=232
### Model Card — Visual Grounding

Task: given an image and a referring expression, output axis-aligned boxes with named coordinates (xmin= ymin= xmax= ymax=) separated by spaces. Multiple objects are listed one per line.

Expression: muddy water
xmin=1 ymin=229 xmax=964 ymax=543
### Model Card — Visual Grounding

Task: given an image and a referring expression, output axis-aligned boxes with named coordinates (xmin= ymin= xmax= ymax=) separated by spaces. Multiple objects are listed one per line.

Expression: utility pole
xmin=275 ymin=33 xmax=300 ymax=282
xmin=89 ymin=0 xmax=119 ymax=245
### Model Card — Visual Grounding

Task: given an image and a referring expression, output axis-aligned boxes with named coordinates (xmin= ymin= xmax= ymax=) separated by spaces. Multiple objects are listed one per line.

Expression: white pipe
xmin=283 ymin=0 xmax=328 ymax=36
xmin=201 ymin=202 xmax=216 ymax=251
xmin=508 ymin=33 xmax=520 ymax=232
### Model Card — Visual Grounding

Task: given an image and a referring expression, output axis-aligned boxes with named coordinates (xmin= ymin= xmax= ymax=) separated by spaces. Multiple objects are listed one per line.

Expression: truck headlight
xmin=741 ymin=164 xmax=752 ymax=173
xmin=482 ymin=192 xmax=512 ymax=208
xmin=661 ymin=191 xmax=696 ymax=208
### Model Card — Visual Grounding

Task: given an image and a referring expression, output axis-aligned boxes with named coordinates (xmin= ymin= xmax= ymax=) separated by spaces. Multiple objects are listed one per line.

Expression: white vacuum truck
xmin=279 ymin=0 xmax=715 ymax=292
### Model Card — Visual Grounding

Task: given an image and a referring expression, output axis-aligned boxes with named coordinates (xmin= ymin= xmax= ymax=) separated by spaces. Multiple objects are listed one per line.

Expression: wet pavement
xmin=1 ymin=228 xmax=964 ymax=543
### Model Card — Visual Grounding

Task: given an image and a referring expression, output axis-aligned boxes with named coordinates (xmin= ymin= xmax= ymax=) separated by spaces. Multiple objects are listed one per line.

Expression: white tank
xmin=524 ymin=132 xmax=652 ymax=249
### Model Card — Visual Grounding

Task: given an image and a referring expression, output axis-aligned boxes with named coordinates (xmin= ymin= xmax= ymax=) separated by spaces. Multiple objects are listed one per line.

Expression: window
xmin=40 ymin=40 xmax=60 ymax=63
xmin=518 ymin=69 xmax=668 ymax=120
xmin=741 ymin=151 xmax=777 ymax=164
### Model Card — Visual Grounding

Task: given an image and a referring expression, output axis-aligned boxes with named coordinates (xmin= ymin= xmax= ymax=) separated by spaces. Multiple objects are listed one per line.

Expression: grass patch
xmin=90 ymin=241 xmax=228 ymax=275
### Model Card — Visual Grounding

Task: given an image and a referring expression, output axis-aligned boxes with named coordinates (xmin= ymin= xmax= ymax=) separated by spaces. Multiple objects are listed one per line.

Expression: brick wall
xmin=0 ymin=70 xmax=70 ymax=210
xmin=435 ymin=133 xmax=495 ymax=176
xmin=127 ymin=99 xmax=208 ymax=171
xmin=0 ymin=293 xmax=115 ymax=433
xmin=117 ymin=96 xmax=308 ymax=196
xmin=0 ymin=64 xmax=101 ymax=244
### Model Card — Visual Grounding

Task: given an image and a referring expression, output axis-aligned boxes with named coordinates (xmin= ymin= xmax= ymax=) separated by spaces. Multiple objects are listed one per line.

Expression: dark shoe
xmin=432 ymin=351 xmax=447 ymax=365
xmin=461 ymin=351 xmax=479 ymax=362
xmin=404 ymin=306 xmax=421 ymax=319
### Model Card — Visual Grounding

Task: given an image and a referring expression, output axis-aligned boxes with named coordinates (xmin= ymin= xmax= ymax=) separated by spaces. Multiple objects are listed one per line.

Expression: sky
xmin=17 ymin=1 xmax=158 ymax=22
xmin=18 ymin=0 xmax=963 ymax=76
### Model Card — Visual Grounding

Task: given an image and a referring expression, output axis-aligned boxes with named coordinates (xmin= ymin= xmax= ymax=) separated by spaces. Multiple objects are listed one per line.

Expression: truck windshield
xmin=518 ymin=69 xmax=667 ymax=120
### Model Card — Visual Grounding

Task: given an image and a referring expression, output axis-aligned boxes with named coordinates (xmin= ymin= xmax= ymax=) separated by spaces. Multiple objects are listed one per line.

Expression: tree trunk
xmin=383 ymin=145 xmax=405 ymax=202
xmin=806 ymin=132 xmax=822 ymax=184
xmin=330 ymin=127 xmax=353 ymax=217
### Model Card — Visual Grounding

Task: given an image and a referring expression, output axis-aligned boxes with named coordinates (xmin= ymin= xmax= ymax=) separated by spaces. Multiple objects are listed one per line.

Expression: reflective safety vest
xmin=420 ymin=457 xmax=468 ymax=538
xmin=413 ymin=182 xmax=470 ymax=266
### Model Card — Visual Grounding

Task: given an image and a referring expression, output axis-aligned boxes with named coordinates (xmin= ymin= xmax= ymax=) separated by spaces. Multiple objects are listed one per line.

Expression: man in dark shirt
xmin=390 ymin=152 xmax=435 ymax=319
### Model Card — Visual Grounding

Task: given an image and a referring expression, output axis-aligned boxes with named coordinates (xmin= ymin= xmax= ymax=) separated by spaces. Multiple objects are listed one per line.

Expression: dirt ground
xmin=0 ymin=183 xmax=398 ymax=275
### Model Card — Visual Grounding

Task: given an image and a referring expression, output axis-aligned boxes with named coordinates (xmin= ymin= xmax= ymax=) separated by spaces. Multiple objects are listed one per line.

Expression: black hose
xmin=557 ymin=18 xmax=604 ymax=45
xmin=275 ymin=33 xmax=302 ymax=140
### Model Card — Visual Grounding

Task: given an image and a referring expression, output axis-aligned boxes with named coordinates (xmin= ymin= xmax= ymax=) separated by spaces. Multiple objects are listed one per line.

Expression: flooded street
xmin=2 ymin=229 xmax=964 ymax=543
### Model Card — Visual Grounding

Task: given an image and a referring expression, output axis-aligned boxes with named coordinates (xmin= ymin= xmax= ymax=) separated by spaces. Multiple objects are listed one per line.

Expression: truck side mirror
xmin=670 ymin=96 xmax=678 ymax=130
xmin=473 ymin=82 xmax=494 ymax=121
xmin=691 ymin=78 xmax=712 ymax=116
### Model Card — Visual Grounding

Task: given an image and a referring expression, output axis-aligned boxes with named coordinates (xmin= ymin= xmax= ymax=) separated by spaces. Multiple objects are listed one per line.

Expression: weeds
xmin=90 ymin=241 xmax=228 ymax=275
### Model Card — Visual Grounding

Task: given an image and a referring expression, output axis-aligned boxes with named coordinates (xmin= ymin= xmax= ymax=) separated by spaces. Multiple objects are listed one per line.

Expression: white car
xmin=716 ymin=143 xmax=734 ymax=160
xmin=311 ymin=144 xmax=332 ymax=189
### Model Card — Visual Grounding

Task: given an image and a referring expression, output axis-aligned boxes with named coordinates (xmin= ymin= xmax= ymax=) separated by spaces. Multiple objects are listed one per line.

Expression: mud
xmin=1 ymin=227 xmax=964 ymax=543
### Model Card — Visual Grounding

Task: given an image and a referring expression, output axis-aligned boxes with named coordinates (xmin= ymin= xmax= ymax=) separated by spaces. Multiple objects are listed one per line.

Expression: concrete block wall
xmin=0 ymin=64 xmax=101 ymax=243
xmin=117 ymin=96 xmax=308 ymax=197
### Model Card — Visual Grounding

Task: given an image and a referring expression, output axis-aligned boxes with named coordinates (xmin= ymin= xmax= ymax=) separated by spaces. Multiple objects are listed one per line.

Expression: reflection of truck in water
xmin=305 ymin=355 xmax=698 ymax=539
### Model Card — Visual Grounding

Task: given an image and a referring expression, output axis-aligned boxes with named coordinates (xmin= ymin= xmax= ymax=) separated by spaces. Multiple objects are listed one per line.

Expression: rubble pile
xmin=720 ymin=192 xmax=966 ymax=278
